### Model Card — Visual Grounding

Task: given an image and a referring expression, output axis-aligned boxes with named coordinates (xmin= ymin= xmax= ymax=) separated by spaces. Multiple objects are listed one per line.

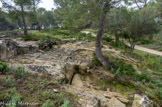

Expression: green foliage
xmin=4 ymin=87 xmax=21 ymax=107
xmin=0 ymin=9 xmax=16 ymax=31
xmin=2 ymin=77 xmax=11 ymax=87
xmin=134 ymin=81 xmax=141 ymax=87
xmin=0 ymin=61 xmax=8 ymax=74
xmin=137 ymin=39 xmax=152 ymax=45
xmin=155 ymin=88 xmax=162 ymax=99
xmin=115 ymin=61 xmax=136 ymax=76
xmin=2 ymin=76 xmax=16 ymax=88
xmin=60 ymin=100 xmax=70 ymax=107
xmin=54 ymin=78 xmax=61 ymax=85
xmin=138 ymin=71 xmax=151 ymax=81
xmin=50 ymin=27 xmax=72 ymax=35
xmin=53 ymin=0 xmax=99 ymax=31
xmin=37 ymin=36 xmax=52 ymax=49
xmin=13 ymin=67 xmax=25 ymax=79
xmin=42 ymin=99 xmax=54 ymax=107
xmin=135 ymin=51 xmax=162 ymax=71
xmin=102 ymin=36 xmax=129 ymax=52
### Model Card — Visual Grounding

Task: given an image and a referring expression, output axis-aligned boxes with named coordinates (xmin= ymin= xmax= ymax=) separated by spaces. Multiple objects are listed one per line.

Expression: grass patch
xmin=18 ymin=28 xmax=95 ymax=42
xmin=0 ymin=63 xmax=79 ymax=107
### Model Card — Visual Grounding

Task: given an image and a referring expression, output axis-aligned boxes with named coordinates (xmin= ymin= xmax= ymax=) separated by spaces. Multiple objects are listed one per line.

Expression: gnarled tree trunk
xmin=95 ymin=1 xmax=118 ymax=70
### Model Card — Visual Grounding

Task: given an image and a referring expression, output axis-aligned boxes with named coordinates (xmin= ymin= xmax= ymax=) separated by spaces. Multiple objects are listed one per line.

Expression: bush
xmin=4 ymin=87 xmax=21 ymax=107
xmin=2 ymin=77 xmax=11 ymax=87
xmin=0 ymin=61 xmax=8 ymax=74
xmin=155 ymin=88 xmax=162 ymax=99
xmin=137 ymin=39 xmax=152 ymax=45
xmin=22 ymin=33 xmax=39 ymax=41
xmin=61 ymin=100 xmax=70 ymax=107
xmin=37 ymin=36 xmax=51 ymax=49
xmin=13 ymin=67 xmax=25 ymax=79
xmin=134 ymin=81 xmax=141 ymax=87
xmin=138 ymin=71 xmax=151 ymax=81
xmin=107 ymin=60 xmax=136 ymax=78
xmin=42 ymin=99 xmax=54 ymax=107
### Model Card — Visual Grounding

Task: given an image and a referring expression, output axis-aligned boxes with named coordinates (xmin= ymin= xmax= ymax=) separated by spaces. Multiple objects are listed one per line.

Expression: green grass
xmin=18 ymin=28 xmax=95 ymax=42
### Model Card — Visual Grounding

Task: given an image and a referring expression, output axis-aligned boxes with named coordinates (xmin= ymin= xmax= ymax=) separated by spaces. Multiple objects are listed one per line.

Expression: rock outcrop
xmin=0 ymin=39 xmax=37 ymax=60
xmin=132 ymin=94 xmax=153 ymax=107
xmin=6 ymin=39 xmax=154 ymax=107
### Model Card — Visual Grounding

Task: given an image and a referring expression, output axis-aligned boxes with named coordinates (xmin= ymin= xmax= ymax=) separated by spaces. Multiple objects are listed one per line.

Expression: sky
xmin=0 ymin=0 xmax=55 ymax=10
xmin=39 ymin=0 xmax=55 ymax=10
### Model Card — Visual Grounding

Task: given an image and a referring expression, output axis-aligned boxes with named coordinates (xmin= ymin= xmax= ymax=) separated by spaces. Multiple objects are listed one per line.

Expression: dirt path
xmin=81 ymin=31 xmax=96 ymax=37
xmin=127 ymin=44 xmax=162 ymax=56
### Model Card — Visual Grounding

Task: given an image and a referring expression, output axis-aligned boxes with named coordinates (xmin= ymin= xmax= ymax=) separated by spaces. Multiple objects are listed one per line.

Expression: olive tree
xmin=121 ymin=6 xmax=159 ymax=54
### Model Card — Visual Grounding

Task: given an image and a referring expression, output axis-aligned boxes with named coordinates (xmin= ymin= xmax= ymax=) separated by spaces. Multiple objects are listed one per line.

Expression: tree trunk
xmin=149 ymin=34 xmax=153 ymax=41
xmin=130 ymin=43 xmax=135 ymax=55
xmin=95 ymin=2 xmax=118 ymax=70
xmin=38 ymin=22 xmax=41 ymax=31
xmin=115 ymin=30 xmax=119 ymax=42
xmin=21 ymin=5 xmax=27 ymax=36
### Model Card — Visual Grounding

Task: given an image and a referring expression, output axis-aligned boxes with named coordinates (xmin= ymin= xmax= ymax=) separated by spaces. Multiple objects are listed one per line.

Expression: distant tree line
xmin=0 ymin=0 xmax=57 ymax=35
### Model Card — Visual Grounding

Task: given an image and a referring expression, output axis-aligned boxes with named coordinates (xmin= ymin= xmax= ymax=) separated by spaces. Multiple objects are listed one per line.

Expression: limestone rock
xmin=132 ymin=94 xmax=153 ymax=107
xmin=77 ymin=93 xmax=100 ymax=107
xmin=107 ymin=97 xmax=126 ymax=107
xmin=71 ymin=74 xmax=84 ymax=87
xmin=0 ymin=39 xmax=18 ymax=59
xmin=0 ymin=39 xmax=37 ymax=60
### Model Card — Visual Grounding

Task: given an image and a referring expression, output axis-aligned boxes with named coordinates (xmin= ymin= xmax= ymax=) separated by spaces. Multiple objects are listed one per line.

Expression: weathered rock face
xmin=7 ymin=41 xmax=92 ymax=81
xmin=0 ymin=39 xmax=18 ymax=59
xmin=77 ymin=93 xmax=100 ymax=107
xmin=0 ymin=39 xmax=37 ymax=60
xmin=132 ymin=94 xmax=153 ymax=107
xmin=107 ymin=97 xmax=126 ymax=107
xmin=65 ymin=73 xmax=127 ymax=107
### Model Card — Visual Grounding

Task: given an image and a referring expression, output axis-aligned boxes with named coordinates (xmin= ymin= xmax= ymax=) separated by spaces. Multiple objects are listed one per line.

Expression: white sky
xmin=0 ymin=0 xmax=54 ymax=10
xmin=39 ymin=0 xmax=55 ymax=10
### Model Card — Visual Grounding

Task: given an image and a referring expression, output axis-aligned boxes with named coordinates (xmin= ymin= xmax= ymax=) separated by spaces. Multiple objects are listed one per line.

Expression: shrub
xmin=134 ymin=81 xmax=141 ymax=87
xmin=116 ymin=61 xmax=135 ymax=76
xmin=37 ymin=36 xmax=59 ymax=50
xmin=61 ymin=100 xmax=70 ymax=107
xmin=139 ymin=71 xmax=151 ymax=81
xmin=42 ymin=99 xmax=54 ymax=107
xmin=37 ymin=36 xmax=51 ymax=49
xmin=2 ymin=77 xmax=11 ymax=87
xmin=54 ymin=78 xmax=61 ymax=85
xmin=0 ymin=61 xmax=8 ymax=74
xmin=155 ymin=88 xmax=162 ymax=99
xmin=137 ymin=39 xmax=152 ymax=45
xmin=22 ymin=34 xmax=39 ymax=41
xmin=108 ymin=60 xmax=136 ymax=77
xmin=10 ymin=95 xmax=21 ymax=107
xmin=4 ymin=87 xmax=21 ymax=107
xmin=13 ymin=67 xmax=25 ymax=79
xmin=56 ymin=93 xmax=65 ymax=105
